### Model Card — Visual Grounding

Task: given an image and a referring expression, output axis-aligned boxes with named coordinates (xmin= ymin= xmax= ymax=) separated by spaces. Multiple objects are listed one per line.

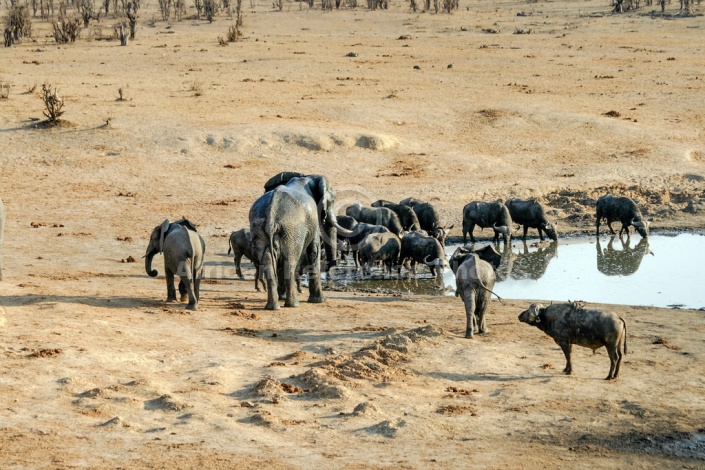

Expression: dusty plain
xmin=1 ymin=0 xmax=705 ymax=468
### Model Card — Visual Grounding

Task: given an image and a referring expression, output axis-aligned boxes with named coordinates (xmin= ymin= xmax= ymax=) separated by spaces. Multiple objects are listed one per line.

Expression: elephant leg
xmin=283 ymin=259 xmax=299 ymax=308
xmin=254 ymin=263 xmax=264 ymax=292
xmin=178 ymin=279 xmax=188 ymax=302
xmin=296 ymin=263 xmax=304 ymax=294
xmin=165 ymin=269 xmax=177 ymax=302
xmin=181 ymin=274 xmax=197 ymax=310
xmin=235 ymin=253 xmax=244 ymax=279
xmin=306 ymin=241 xmax=325 ymax=304
xmin=263 ymin=254 xmax=279 ymax=310
xmin=462 ymin=288 xmax=477 ymax=338
xmin=476 ymin=292 xmax=490 ymax=334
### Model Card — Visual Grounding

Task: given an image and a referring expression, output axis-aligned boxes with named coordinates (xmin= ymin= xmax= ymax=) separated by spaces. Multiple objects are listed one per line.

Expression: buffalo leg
xmin=558 ymin=341 xmax=573 ymax=374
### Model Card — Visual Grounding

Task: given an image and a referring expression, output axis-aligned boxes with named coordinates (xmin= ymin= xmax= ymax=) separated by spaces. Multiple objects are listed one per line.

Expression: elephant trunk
xmin=145 ymin=250 xmax=159 ymax=277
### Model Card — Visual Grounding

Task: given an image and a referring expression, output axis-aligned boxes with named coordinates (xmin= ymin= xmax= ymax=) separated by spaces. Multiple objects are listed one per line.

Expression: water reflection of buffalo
xmin=596 ymin=236 xmax=652 ymax=277
xmin=507 ymin=241 xmax=558 ymax=281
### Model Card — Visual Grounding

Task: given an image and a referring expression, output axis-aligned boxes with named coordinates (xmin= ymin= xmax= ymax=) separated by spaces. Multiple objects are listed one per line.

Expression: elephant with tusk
xmin=144 ymin=218 xmax=206 ymax=310
xmin=250 ymin=173 xmax=355 ymax=310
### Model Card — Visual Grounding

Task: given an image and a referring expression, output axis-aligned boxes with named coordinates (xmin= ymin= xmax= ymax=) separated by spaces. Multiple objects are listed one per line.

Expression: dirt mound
xmin=357 ymin=418 xmax=407 ymax=438
xmin=144 ymin=394 xmax=190 ymax=412
xmin=292 ymin=326 xmax=446 ymax=396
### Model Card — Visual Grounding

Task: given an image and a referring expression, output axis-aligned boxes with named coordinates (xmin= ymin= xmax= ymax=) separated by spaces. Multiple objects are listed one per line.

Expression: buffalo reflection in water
xmin=596 ymin=236 xmax=653 ymax=277
xmin=500 ymin=240 xmax=558 ymax=281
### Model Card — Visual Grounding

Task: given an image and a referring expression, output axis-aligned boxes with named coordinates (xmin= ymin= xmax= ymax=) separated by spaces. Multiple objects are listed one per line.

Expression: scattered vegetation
xmin=40 ymin=83 xmax=65 ymax=124
xmin=0 ymin=83 xmax=10 ymax=100
xmin=51 ymin=13 xmax=82 ymax=43
xmin=4 ymin=4 xmax=32 ymax=47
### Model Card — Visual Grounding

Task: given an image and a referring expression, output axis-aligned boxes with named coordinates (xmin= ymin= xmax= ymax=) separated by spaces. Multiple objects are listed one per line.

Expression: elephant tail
xmin=478 ymin=284 xmax=502 ymax=302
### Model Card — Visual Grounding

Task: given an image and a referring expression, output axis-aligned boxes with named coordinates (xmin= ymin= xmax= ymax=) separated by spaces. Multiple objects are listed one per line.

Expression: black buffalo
xmin=399 ymin=231 xmax=449 ymax=279
xmin=519 ymin=302 xmax=627 ymax=380
xmin=505 ymin=198 xmax=558 ymax=241
xmin=371 ymin=200 xmax=421 ymax=231
xmin=462 ymin=200 xmax=512 ymax=244
xmin=399 ymin=197 xmax=453 ymax=245
xmin=595 ymin=194 xmax=650 ymax=238
xmin=346 ymin=203 xmax=404 ymax=236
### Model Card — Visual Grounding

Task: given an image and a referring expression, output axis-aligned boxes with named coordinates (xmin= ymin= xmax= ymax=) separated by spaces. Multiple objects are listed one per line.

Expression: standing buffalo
xmin=462 ymin=200 xmax=512 ymax=245
xmin=518 ymin=302 xmax=627 ymax=380
xmin=336 ymin=215 xmax=391 ymax=267
xmin=452 ymin=253 xmax=498 ymax=338
xmin=505 ymin=198 xmax=558 ymax=241
xmin=399 ymin=231 xmax=449 ymax=279
xmin=449 ymin=244 xmax=502 ymax=272
xmin=595 ymin=194 xmax=650 ymax=238
xmin=345 ymin=203 xmax=404 ymax=236
xmin=228 ymin=229 xmax=265 ymax=292
xmin=371 ymin=200 xmax=421 ymax=231
xmin=399 ymin=198 xmax=453 ymax=245
xmin=358 ymin=232 xmax=401 ymax=276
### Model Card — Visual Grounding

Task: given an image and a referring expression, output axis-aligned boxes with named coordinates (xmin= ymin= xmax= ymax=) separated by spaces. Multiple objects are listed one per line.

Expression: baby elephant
xmin=452 ymin=253 xmax=499 ymax=338
xmin=228 ymin=229 xmax=265 ymax=292
xmin=518 ymin=302 xmax=627 ymax=380
xmin=145 ymin=218 xmax=206 ymax=310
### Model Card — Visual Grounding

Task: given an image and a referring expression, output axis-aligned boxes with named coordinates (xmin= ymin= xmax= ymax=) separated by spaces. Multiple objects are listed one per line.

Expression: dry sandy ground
xmin=2 ymin=0 xmax=705 ymax=468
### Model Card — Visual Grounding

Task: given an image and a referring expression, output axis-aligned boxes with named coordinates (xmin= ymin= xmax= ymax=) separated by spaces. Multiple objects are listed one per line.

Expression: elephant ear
xmin=263 ymin=171 xmax=306 ymax=193
xmin=159 ymin=219 xmax=170 ymax=253
xmin=174 ymin=218 xmax=198 ymax=232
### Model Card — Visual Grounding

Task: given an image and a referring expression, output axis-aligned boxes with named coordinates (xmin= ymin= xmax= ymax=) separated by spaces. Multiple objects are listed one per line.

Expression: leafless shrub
xmin=77 ymin=0 xmax=96 ymax=28
xmin=52 ymin=13 xmax=82 ymax=43
xmin=217 ymin=35 xmax=227 ymax=45
xmin=117 ymin=87 xmax=126 ymax=101
xmin=442 ymin=0 xmax=457 ymax=12
xmin=4 ymin=5 xmax=32 ymax=47
xmin=26 ymin=83 xmax=37 ymax=94
xmin=226 ymin=24 xmax=238 ymax=41
xmin=158 ymin=0 xmax=172 ymax=19
xmin=204 ymin=0 xmax=217 ymax=21
xmin=273 ymin=0 xmax=283 ymax=11
xmin=40 ymin=83 xmax=65 ymax=123
xmin=0 ymin=83 xmax=10 ymax=100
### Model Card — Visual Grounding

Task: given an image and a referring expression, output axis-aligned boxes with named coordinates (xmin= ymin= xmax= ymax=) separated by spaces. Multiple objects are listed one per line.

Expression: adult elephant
xmin=250 ymin=173 xmax=354 ymax=310
xmin=0 ymin=197 xmax=4 ymax=281
xmin=144 ymin=218 xmax=206 ymax=310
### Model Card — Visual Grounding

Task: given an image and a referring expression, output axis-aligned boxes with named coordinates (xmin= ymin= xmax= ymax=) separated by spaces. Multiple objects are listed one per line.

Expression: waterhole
xmin=328 ymin=233 xmax=705 ymax=310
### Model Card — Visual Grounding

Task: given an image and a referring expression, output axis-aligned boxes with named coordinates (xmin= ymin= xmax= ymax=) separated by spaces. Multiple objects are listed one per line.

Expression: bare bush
xmin=4 ymin=5 xmax=32 ymax=47
xmin=77 ymin=0 xmax=96 ymax=28
xmin=40 ymin=83 xmax=65 ymax=123
xmin=158 ymin=0 xmax=171 ymax=20
xmin=52 ymin=13 xmax=82 ymax=43
xmin=0 ymin=83 xmax=10 ymax=100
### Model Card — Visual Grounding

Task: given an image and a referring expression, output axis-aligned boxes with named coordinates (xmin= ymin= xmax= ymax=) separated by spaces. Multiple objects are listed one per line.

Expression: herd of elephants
xmin=0 ymin=172 xmax=644 ymax=379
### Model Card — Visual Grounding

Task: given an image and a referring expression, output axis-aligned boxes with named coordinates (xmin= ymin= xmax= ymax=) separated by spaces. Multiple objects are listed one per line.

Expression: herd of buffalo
xmin=140 ymin=173 xmax=649 ymax=379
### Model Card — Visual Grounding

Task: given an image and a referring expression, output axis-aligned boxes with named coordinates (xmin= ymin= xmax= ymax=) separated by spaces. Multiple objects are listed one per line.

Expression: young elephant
xmin=228 ymin=229 xmax=266 ymax=292
xmin=144 ymin=218 xmax=206 ymax=310
xmin=452 ymin=253 xmax=499 ymax=338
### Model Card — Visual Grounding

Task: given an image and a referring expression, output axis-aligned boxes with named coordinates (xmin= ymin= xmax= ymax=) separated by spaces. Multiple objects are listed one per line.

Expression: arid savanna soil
xmin=1 ymin=0 xmax=705 ymax=468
